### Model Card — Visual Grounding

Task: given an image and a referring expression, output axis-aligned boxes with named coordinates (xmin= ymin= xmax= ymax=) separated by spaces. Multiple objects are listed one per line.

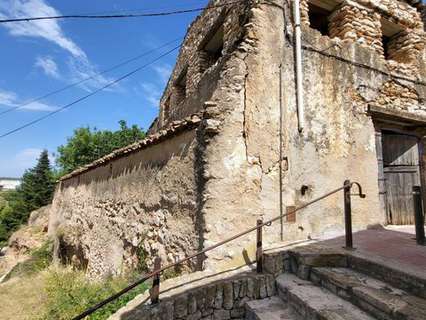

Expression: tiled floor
xmin=321 ymin=227 xmax=426 ymax=277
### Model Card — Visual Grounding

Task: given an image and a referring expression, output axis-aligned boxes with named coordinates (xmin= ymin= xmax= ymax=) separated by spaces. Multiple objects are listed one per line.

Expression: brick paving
xmin=321 ymin=228 xmax=426 ymax=277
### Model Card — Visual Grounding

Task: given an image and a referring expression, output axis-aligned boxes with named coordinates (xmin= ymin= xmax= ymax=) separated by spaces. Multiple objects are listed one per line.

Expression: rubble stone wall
xmin=387 ymin=29 xmax=424 ymax=64
xmin=49 ymin=127 xmax=202 ymax=279
xmin=198 ymin=0 xmax=425 ymax=270
xmin=328 ymin=3 xmax=384 ymax=55
xmin=153 ymin=0 xmax=250 ymax=131
xmin=110 ymin=271 xmax=276 ymax=320
xmin=300 ymin=0 xmax=424 ymax=66
xmin=48 ymin=0 xmax=426 ymax=278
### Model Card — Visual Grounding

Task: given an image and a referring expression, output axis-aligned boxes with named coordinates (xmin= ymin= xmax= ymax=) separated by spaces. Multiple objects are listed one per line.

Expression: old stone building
xmin=48 ymin=0 xmax=426 ymax=279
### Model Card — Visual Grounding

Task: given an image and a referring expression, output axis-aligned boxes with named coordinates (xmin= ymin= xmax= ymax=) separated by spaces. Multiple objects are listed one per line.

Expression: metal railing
xmin=72 ymin=180 xmax=365 ymax=320
xmin=412 ymin=186 xmax=425 ymax=246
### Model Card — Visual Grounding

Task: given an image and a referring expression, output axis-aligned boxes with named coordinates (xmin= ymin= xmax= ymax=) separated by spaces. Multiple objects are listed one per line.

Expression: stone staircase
xmin=109 ymin=231 xmax=426 ymax=320
xmin=244 ymin=247 xmax=426 ymax=320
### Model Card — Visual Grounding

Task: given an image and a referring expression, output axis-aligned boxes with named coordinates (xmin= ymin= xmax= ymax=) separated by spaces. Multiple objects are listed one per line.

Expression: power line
xmin=61 ymin=0 xmax=210 ymax=16
xmin=0 ymin=37 xmax=182 ymax=117
xmin=0 ymin=1 xmax=246 ymax=23
xmin=0 ymin=45 xmax=181 ymax=139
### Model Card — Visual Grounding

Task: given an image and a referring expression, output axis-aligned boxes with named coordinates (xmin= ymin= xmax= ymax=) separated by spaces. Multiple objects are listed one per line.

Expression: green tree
xmin=19 ymin=150 xmax=55 ymax=213
xmin=56 ymin=121 xmax=145 ymax=175
xmin=0 ymin=151 xmax=55 ymax=246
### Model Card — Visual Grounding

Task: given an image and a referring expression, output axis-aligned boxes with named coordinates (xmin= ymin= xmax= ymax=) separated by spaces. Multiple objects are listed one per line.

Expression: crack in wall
xmin=242 ymin=58 xmax=250 ymax=163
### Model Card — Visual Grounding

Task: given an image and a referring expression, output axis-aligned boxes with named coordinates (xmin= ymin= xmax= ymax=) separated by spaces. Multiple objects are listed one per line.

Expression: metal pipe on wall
xmin=279 ymin=64 xmax=284 ymax=241
xmin=293 ymin=0 xmax=304 ymax=132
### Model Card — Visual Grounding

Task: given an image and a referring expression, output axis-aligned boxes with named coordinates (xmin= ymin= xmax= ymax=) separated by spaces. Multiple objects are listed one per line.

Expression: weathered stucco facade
xmin=49 ymin=0 xmax=426 ymax=278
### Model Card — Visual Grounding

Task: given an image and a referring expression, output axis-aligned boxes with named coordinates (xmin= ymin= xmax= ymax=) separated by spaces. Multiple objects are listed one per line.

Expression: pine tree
xmin=20 ymin=150 xmax=55 ymax=213
xmin=0 ymin=151 xmax=55 ymax=246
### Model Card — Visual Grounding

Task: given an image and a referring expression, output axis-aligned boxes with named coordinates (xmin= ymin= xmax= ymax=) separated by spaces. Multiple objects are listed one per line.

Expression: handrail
xmin=72 ymin=180 xmax=365 ymax=320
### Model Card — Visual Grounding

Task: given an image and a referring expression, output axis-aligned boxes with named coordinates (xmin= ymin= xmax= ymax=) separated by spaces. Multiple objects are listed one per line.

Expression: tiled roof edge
xmin=59 ymin=114 xmax=202 ymax=181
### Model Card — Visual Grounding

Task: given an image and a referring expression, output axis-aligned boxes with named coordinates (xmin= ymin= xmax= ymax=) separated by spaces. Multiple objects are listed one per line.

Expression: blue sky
xmin=0 ymin=0 xmax=208 ymax=177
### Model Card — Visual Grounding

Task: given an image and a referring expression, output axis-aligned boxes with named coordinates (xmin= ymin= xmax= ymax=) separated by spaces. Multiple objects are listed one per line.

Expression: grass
xmin=0 ymin=239 xmax=149 ymax=320
xmin=5 ymin=240 xmax=53 ymax=280
xmin=0 ymin=272 xmax=47 ymax=320
xmin=42 ymin=268 xmax=149 ymax=320
xmin=0 ymin=267 xmax=149 ymax=320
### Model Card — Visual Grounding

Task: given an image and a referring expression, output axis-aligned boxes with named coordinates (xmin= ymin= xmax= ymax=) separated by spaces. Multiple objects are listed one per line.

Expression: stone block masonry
xmin=300 ymin=0 xmax=424 ymax=65
xmin=387 ymin=29 xmax=424 ymax=64
xmin=109 ymin=271 xmax=276 ymax=320
xmin=328 ymin=3 xmax=383 ymax=55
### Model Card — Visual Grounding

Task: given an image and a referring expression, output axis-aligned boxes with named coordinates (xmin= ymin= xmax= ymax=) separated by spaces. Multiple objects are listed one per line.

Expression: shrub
xmin=41 ymin=268 xmax=148 ymax=320
xmin=136 ymin=244 xmax=149 ymax=273
xmin=6 ymin=241 xmax=53 ymax=280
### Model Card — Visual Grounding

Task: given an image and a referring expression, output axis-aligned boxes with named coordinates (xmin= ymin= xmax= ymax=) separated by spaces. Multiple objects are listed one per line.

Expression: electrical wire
xmin=0 ymin=37 xmax=182 ymax=117
xmin=0 ymin=45 xmax=181 ymax=139
xmin=0 ymin=0 xmax=246 ymax=23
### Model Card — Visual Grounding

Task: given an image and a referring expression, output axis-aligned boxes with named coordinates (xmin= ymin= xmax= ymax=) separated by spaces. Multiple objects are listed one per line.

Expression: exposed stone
xmin=222 ymin=282 xmax=234 ymax=310
xmin=49 ymin=0 xmax=425 ymax=280
xmin=213 ymin=309 xmax=230 ymax=320
xmin=174 ymin=294 xmax=188 ymax=319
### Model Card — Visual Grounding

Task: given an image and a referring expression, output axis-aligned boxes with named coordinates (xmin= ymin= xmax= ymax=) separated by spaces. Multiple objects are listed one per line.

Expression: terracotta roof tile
xmin=60 ymin=114 xmax=202 ymax=181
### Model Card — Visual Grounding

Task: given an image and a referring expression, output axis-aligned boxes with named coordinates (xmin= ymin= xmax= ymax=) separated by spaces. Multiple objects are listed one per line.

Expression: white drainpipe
xmin=293 ymin=0 xmax=304 ymax=132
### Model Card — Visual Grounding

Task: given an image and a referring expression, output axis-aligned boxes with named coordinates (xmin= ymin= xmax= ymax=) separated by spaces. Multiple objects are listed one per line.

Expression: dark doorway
xmin=382 ymin=131 xmax=421 ymax=225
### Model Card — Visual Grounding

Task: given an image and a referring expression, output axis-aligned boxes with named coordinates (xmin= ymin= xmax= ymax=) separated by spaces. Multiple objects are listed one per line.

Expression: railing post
xmin=343 ymin=180 xmax=354 ymax=250
xmin=412 ymin=186 xmax=425 ymax=246
xmin=256 ymin=219 xmax=263 ymax=273
xmin=150 ymin=256 xmax=161 ymax=304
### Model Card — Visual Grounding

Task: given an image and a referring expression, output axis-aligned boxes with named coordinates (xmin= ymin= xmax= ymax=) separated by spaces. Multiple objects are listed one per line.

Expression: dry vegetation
xmin=0 ymin=263 xmax=148 ymax=320
xmin=0 ymin=271 xmax=47 ymax=320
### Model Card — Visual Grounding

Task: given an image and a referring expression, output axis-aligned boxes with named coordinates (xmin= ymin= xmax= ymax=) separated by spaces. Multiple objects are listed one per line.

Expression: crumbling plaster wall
xmin=47 ymin=1 xmax=253 ymax=279
xmin=280 ymin=0 xmax=425 ymax=238
xmin=49 ymin=129 xmax=202 ymax=279
xmin=48 ymin=0 xmax=426 ymax=278
xmin=197 ymin=0 xmax=287 ymax=269
xmin=199 ymin=0 xmax=426 ymax=270
xmin=151 ymin=0 xmax=250 ymax=132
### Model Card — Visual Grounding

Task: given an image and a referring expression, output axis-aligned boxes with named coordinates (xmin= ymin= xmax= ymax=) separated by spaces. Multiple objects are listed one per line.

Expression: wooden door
xmin=382 ymin=132 xmax=421 ymax=225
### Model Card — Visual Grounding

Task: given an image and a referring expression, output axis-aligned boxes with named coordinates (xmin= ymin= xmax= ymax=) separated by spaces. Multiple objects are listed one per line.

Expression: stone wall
xmin=49 ymin=119 xmax=204 ymax=279
xmin=280 ymin=0 xmax=425 ymax=237
xmin=49 ymin=0 xmax=426 ymax=278
xmin=152 ymin=0 xmax=250 ymax=132
xmin=328 ymin=3 xmax=383 ymax=55
xmin=198 ymin=0 xmax=425 ymax=269
xmin=110 ymin=270 xmax=276 ymax=320
xmin=299 ymin=0 xmax=424 ymax=69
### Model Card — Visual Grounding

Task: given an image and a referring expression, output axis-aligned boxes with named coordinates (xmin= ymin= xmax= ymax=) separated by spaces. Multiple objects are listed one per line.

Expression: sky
xmin=0 ymin=0 xmax=208 ymax=177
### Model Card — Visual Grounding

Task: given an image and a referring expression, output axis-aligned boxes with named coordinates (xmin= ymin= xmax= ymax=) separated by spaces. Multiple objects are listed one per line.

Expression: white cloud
xmin=0 ymin=148 xmax=55 ymax=176
xmin=15 ymin=148 xmax=43 ymax=169
xmin=140 ymin=83 xmax=162 ymax=107
xmin=67 ymin=56 xmax=116 ymax=92
xmin=35 ymin=55 xmax=59 ymax=78
xmin=135 ymin=64 xmax=172 ymax=108
xmin=0 ymin=90 xmax=17 ymax=106
xmin=0 ymin=0 xmax=112 ymax=90
xmin=22 ymin=101 xmax=57 ymax=111
xmin=0 ymin=0 xmax=85 ymax=58
xmin=0 ymin=88 xmax=57 ymax=112
xmin=153 ymin=64 xmax=172 ymax=85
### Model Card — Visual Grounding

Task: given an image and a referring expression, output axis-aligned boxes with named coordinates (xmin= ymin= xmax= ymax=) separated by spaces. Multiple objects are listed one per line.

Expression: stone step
xmin=348 ymin=255 xmax=426 ymax=299
xmin=311 ymin=267 xmax=426 ymax=320
xmin=276 ymin=273 xmax=377 ymax=320
xmin=245 ymin=297 xmax=297 ymax=320
xmin=264 ymin=245 xmax=426 ymax=300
